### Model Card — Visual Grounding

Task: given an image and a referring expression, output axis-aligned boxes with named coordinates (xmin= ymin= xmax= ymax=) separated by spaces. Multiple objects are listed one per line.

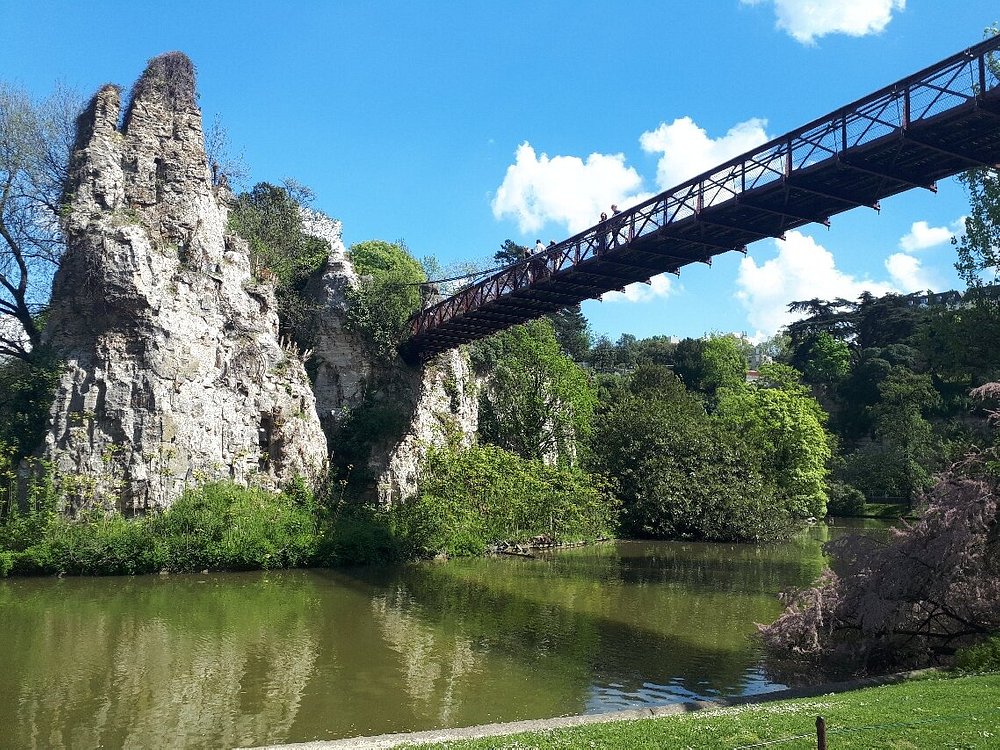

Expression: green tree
xmin=634 ymin=335 xmax=677 ymax=367
xmin=588 ymin=335 xmax=617 ymax=373
xmin=954 ymin=22 xmax=1000 ymax=290
xmin=955 ymin=166 xmax=1000 ymax=290
xmin=802 ymin=331 xmax=851 ymax=384
xmin=0 ymin=81 xmax=80 ymax=361
xmin=868 ymin=369 xmax=942 ymax=499
xmin=588 ymin=364 xmax=785 ymax=542
xmin=493 ymin=239 xmax=529 ymax=265
xmin=548 ymin=304 xmax=591 ymax=361
xmin=715 ymin=363 xmax=831 ymax=519
xmin=472 ymin=319 xmax=595 ymax=465
xmin=345 ymin=239 xmax=426 ymax=361
xmin=673 ymin=335 xmax=748 ymax=404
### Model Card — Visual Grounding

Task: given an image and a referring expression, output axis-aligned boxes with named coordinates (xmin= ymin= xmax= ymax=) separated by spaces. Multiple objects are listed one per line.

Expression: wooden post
xmin=816 ymin=716 xmax=827 ymax=750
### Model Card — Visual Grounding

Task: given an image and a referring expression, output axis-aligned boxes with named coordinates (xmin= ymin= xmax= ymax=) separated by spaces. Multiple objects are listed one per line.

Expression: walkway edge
xmin=240 ymin=668 xmax=940 ymax=750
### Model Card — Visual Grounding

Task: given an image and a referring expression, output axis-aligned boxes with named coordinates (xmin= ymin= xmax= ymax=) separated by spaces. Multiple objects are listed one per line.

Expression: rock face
xmin=372 ymin=348 xmax=479 ymax=504
xmin=297 ymin=209 xmax=371 ymax=437
xmin=43 ymin=53 xmax=328 ymax=512
xmin=301 ymin=214 xmax=479 ymax=504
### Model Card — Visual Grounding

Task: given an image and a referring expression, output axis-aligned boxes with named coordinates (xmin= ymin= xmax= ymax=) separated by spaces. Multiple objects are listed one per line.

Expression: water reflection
xmin=0 ymin=521 xmax=889 ymax=748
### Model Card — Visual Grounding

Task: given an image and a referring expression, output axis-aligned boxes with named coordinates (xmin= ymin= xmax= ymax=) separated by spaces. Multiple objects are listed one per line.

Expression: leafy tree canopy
xmin=673 ymin=334 xmax=749 ymax=404
xmin=472 ymin=318 xmax=595 ymax=465
xmin=588 ymin=364 xmax=786 ymax=542
xmin=345 ymin=239 xmax=426 ymax=362
xmin=715 ymin=363 xmax=831 ymax=519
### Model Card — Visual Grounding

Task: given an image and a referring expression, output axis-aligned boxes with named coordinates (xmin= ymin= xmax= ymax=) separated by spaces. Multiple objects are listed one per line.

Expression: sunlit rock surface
xmin=301 ymin=212 xmax=478 ymax=504
xmin=43 ymin=53 xmax=328 ymax=511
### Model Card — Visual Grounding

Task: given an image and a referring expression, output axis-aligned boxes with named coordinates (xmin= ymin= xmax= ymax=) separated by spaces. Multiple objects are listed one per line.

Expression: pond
xmin=0 ymin=519 xmax=887 ymax=749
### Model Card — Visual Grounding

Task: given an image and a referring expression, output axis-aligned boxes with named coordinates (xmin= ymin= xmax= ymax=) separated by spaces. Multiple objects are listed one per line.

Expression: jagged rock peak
xmin=43 ymin=55 xmax=328 ymax=513
xmin=71 ymin=84 xmax=122 ymax=151
xmin=124 ymin=52 xmax=198 ymax=128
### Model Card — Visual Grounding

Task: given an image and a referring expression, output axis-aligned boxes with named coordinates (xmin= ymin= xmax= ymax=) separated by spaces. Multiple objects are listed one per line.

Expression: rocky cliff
xmin=300 ymin=212 xmax=479 ymax=505
xmin=43 ymin=53 xmax=328 ymax=512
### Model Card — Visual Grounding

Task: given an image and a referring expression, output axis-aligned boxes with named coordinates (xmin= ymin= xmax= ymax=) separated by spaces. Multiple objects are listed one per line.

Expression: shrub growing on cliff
xmin=345 ymin=239 xmax=426 ymax=361
xmin=229 ymin=181 xmax=330 ymax=344
xmin=395 ymin=443 xmax=616 ymax=557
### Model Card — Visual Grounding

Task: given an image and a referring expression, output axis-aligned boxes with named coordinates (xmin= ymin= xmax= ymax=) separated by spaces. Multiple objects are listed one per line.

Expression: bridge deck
xmin=400 ymin=37 xmax=1000 ymax=364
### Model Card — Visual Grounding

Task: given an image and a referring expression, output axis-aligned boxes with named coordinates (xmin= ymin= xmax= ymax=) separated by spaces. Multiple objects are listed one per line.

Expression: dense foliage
xmin=715 ymin=363 xmax=831 ymax=520
xmin=0 ymin=347 xmax=61 ymax=463
xmin=345 ymin=239 xmax=426 ymax=361
xmin=588 ymin=364 xmax=786 ymax=541
xmin=472 ymin=319 xmax=594 ymax=465
xmin=1 ymin=480 xmax=321 ymax=576
xmin=394 ymin=443 xmax=616 ymax=557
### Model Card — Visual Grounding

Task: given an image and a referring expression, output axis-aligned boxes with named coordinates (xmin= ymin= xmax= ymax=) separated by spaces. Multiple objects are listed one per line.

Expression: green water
xmin=0 ymin=519 xmax=884 ymax=749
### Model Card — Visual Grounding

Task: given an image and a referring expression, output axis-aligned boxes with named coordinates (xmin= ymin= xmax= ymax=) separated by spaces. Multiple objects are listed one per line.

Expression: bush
xmin=395 ymin=443 xmax=616 ymax=558
xmin=151 ymin=481 xmax=320 ymax=571
xmin=0 ymin=550 xmax=12 ymax=577
xmin=0 ymin=349 xmax=62 ymax=462
xmin=955 ymin=633 xmax=1000 ymax=673
xmin=589 ymin=365 xmax=788 ymax=542
xmin=228 ymin=181 xmax=330 ymax=345
xmin=313 ymin=501 xmax=401 ymax=566
xmin=1 ymin=480 xmax=322 ymax=576
xmin=826 ymin=482 xmax=867 ymax=516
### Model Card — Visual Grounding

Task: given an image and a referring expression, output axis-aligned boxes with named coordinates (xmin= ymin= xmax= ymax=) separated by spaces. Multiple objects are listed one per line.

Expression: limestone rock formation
xmin=300 ymin=213 xmax=478 ymax=504
xmin=297 ymin=209 xmax=371 ymax=436
xmin=43 ymin=53 xmax=328 ymax=512
xmin=372 ymin=348 xmax=479 ymax=504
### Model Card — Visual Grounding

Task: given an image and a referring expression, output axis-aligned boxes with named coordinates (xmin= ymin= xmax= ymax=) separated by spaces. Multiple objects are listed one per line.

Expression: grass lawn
xmin=410 ymin=672 xmax=999 ymax=749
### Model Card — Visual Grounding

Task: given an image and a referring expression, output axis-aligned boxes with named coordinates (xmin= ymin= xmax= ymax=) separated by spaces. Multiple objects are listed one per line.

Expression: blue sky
xmin=3 ymin=1 xmax=997 ymax=342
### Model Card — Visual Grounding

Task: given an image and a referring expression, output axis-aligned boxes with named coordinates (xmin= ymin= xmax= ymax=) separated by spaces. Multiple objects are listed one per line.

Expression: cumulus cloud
xmin=885 ymin=252 xmax=934 ymax=291
xmin=898 ymin=218 xmax=965 ymax=252
xmin=639 ymin=117 xmax=771 ymax=191
xmin=736 ymin=230 xmax=899 ymax=336
xmin=742 ymin=0 xmax=905 ymax=45
xmin=491 ymin=142 xmax=649 ymax=235
xmin=600 ymin=274 xmax=675 ymax=304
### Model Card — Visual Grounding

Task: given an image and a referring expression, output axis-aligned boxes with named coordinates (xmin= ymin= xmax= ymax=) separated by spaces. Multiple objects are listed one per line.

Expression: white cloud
xmin=885 ymin=252 xmax=934 ymax=291
xmin=639 ymin=117 xmax=770 ymax=190
xmin=742 ymin=0 xmax=905 ymax=45
xmin=898 ymin=218 xmax=964 ymax=252
xmin=491 ymin=142 xmax=649 ymax=235
xmin=600 ymin=274 xmax=675 ymax=304
xmin=736 ymin=230 xmax=899 ymax=335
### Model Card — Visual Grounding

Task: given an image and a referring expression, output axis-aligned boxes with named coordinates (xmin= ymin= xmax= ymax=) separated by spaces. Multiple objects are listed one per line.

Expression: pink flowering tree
xmin=760 ymin=386 xmax=1000 ymax=677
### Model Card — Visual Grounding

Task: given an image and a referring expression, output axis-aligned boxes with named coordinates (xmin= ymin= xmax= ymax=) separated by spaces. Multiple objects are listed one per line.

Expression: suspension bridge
xmin=399 ymin=36 xmax=1000 ymax=364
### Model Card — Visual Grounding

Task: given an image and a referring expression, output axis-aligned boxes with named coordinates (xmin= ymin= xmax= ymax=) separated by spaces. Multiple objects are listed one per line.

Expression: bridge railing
xmin=409 ymin=35 xmax=1000 ymax=340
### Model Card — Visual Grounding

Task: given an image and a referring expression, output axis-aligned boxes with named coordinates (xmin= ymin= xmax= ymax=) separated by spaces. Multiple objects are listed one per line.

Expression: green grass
xmin=409 ymin=672 xmax=999 ymax=749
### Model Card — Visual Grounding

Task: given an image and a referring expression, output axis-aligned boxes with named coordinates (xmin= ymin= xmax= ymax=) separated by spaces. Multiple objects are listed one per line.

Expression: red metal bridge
xmin=399 ymin=36 xmax=1000 ymax=364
